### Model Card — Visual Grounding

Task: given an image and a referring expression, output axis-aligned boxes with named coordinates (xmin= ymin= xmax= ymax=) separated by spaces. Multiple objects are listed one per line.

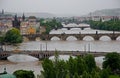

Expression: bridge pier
xmin=67 ymin=28 xmax=70 ymax=30
xmin=111 ymin=37 xmax=117 ymax=40
xmin=94 ymin=36 xmax=99 ymax=40
xmin=81 ymin=27 xmax=84 ymax=30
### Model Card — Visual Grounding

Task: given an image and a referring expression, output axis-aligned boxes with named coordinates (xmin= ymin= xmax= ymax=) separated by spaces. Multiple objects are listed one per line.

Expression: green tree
xmin=103 ymin=52 xmax=120 ymax=74
xmin=0 ymin=36 xmax=4 ymax=44
xmin=67 ymin=56 xmax=77 ymax=77
xmin=90 ymin=19 xmax=120 ymax=31
xmin=91 ymin=69 xmax=100 ymax=78
xmin=100 ymin=69 xmax=109 ymax=78
xmin=41 ymin=58 xmax=55 ymax=78
xmin=82 ymin=71 xmax=92 ymax=78
xmin=4 ymin=28 xmax=23 ymax=44
xmin=76 ymin=56 xmax=86 ymax=75
xmin=84 ymin=54 xmax=96 ymax=73
xmin=73 ymin=73 xmax=80 ymax=78
xmin=65 ymin=73 xmax=70 ymax=78
xmin=40 ymin=18 xmax=63 ymax=34
xmin=13 ymin=70 xmax=35 ymax=78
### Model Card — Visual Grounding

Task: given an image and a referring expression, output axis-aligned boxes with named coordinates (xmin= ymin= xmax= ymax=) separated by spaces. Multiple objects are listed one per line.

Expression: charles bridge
xmin=22 ymin=33 xmax=120 ymax=41
xmin=0 ymin=50 xmax=108 ymax=60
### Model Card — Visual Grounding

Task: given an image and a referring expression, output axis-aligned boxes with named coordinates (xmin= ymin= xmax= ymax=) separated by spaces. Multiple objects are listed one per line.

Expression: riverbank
xmin=0 ymin=60 xmax=43 ymax=77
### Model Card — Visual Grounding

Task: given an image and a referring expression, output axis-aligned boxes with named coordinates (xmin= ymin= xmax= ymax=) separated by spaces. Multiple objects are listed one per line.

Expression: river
xmin=6 ymin=25 xmax=120 ymax=52
xmin=0 ymin=23 xmax=120 ymax=77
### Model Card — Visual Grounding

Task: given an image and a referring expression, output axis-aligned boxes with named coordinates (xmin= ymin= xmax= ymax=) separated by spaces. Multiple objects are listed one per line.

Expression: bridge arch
xmin=23 ymin=36 xmax=29 ymax=42
xmin=83 ymin=36 xmax=94 ymax=41
xmin=35 ymin=37 xmax=41 ymax=41
xmin=116 ymin=36 xmax=120 ymax=41
xmin=66 ymin=36 xmax=77 ymax=41
xmin=50 ymin=36 xmax=61 ymax=41
xmin=99 ymin=35 xmax=111 ymax=41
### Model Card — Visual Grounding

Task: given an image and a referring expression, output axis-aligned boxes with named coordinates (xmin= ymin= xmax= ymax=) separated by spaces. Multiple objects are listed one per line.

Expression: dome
xmin=0 ymin=74 xmax=16 ymax=78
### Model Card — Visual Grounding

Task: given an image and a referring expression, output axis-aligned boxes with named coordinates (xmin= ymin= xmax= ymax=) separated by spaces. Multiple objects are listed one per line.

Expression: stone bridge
xmin=61 ymin=26 xmax=90 ymax=30
xmin=22 ymin=33 xmax=120 ymax=41
xmin=0 ymin=50 xmax=108 ymax=60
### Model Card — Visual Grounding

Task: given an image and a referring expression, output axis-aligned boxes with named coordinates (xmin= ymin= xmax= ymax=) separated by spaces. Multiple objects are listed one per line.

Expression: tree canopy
xmin=40 ymin=18 xmax=63 ymax=34
xmin=4 ymin=28 xmax=23 ymax=44
xmin=90 ymin=18 xmax=120 ymax=31
xmin=40 ymin=52 xmax=120 ymax=78
xmin=13 ymin=70 xmax=35 ymax=78
xmin=41 ymin=54 xmax=100 ymax=78
xmin=103 ymin=52 xmax=120 ymax=75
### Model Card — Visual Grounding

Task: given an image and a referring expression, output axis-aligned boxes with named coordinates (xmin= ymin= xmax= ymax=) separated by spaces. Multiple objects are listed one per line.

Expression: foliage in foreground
xmin=40 ymin=52 xmax=120 ymax=78
xmin=103 ymin=52 xmax=120 ymax=75
xmin=109 ymin=75 xmax=120 ymax=78
xmin=13 ymin=70 xmax=35 ymax=78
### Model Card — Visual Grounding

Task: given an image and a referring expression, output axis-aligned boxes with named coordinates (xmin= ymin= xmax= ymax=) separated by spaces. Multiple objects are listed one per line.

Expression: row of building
xmin=0 ymin=10 xmax=46 ymax=35
xmin=75 ymin=15 xmax=120 ymax=22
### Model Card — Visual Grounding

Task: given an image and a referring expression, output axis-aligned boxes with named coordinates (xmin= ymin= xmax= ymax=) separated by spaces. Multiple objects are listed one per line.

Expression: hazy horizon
xmin=0 ymin=0 xmax=120 ymax=16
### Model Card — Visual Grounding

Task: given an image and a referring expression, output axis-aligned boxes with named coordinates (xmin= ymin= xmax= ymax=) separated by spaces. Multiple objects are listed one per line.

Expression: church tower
xmin=22 ymin=13 xmax=25 ymax=21
xmin=12 ymin=14 xmax=21 ymax=30
xmin=2 ymin=9 xmax=4 ymax=14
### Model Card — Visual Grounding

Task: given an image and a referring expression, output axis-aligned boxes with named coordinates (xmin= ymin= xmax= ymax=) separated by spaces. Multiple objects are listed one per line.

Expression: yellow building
xmin=27 ymin=27 xmax=36 ymax=34
xmin=20 ymin=16 xmax=40 ymax=34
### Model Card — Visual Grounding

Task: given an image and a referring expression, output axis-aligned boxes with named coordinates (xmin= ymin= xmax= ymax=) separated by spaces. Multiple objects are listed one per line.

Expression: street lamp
xmin=88 ymin=43 xmax=90 ymax=53
xmin=46 ymin=42 xmax=47 ymax=52
xmin=40 ymin=44 xmax=42 ymax=52
xmin=84 ymin=45 xmax=86 ymax=53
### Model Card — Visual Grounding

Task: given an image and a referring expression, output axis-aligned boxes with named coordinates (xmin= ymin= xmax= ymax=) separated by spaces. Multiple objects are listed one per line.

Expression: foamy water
xmin=7 ymin=54 xmax=38 ymax=62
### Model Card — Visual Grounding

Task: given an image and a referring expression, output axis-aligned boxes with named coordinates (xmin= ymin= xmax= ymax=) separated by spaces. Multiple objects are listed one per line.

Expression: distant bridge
xmin=22 ymin=33 xmax=120 ymax=41
xmin=0 ymin=50 xmax=108 ymax=60
xmin=59 ymin=26 xmax=90 ymax=30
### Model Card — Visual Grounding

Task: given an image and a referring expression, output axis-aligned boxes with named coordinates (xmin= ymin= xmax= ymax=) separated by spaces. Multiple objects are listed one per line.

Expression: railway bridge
xmin=0 ymin=50 xmax=108 ymax=60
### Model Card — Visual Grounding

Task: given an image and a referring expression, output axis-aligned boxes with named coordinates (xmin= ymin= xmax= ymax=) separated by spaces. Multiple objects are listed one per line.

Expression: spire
xmin=14 ymin=14 xmax=18 ymax=21
xmin=2 ymin=9 xmax=4 ymax=14
xmin=12 ymin=14 xmax=20 ymax=30
xmin=89 ymin=12 xmax=92 ymax=20
xmin=22 ymin=13 xmax=25 ymax=21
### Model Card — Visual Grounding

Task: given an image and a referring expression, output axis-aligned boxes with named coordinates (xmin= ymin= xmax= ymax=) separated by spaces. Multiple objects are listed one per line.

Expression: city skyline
xmin=0 ymin=0 xmax=120 ymax=16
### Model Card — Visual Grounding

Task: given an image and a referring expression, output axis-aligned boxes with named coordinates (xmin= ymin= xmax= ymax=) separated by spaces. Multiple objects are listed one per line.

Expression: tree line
xmin=39 ymin=52 xmax=120 ymax=78
xmin=40 ymin=18 xmax=63 ymax=34
xmin=90 ymin=18 xmax=120 ymax=31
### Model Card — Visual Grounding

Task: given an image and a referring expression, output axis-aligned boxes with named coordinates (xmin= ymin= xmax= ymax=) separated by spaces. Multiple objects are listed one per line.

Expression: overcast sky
xmin=0 ymin=0 xmax=120 ymax=16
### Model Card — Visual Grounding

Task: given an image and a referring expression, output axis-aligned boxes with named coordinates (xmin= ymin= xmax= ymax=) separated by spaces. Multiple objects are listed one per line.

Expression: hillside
xmin=89 ymin=8 xmax=120 ymax=16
